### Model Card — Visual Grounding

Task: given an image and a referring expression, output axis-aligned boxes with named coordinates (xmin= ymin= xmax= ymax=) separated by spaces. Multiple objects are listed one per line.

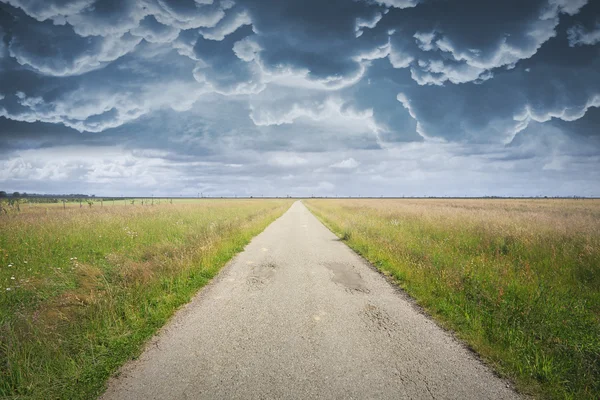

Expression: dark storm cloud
xmin=383 ymin=3 xmax=600 ymax=143
xmin=191 ymin=24 xmax=263 ymax=94
xmin=0 ymin=0 xmax=599 ymax=196
xmin=237 ymin=0 xmax=381 ymax=81
xmin=1 ymin=0 xmax=598 ymax=137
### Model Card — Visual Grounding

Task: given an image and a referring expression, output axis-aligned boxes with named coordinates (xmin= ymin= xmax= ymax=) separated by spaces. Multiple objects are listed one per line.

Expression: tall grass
xmin=305 ymin=199 xmax=600 ymax=400
xmin=0 ymin=200 xmax=291 ymax=399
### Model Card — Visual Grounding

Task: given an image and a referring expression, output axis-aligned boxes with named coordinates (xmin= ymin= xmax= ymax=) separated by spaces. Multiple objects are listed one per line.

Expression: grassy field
xmin=305 ymin=199 xmax=600 ymax=400
xmin=0 ymin=199 xmax=292 ymax=399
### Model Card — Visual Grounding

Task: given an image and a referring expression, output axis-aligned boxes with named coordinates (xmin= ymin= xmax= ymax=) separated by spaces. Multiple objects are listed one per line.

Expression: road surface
xmin=102 ymin=201 xmax=519 ymax=400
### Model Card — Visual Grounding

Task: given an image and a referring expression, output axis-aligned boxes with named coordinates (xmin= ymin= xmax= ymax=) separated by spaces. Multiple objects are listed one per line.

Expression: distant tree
xmin=0 ymin=191 xmax=6 ymax=198
xmin=12 ymin=192 xmax=20 ymax=198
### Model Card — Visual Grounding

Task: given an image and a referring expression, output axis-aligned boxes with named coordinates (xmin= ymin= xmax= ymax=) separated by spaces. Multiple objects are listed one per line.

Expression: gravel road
xmin=101 ymin=201 xmax=519 ymax=400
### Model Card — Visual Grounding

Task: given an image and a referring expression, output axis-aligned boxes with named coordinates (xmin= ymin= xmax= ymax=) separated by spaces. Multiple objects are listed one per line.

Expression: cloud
xmin=378 ymin=15 xmax=600 ymax=144
xmin=0 ymin=0 xmax=242 ymax=79
xmin=231 ymin=0 xmax=387 ymax=90
xmin=355 ymin=11 xmax=382 ymax=37
xmin=249 ymin=97 xmax=373 ymax=127
xmin=247 ymin=92 xmax=385 ymax=149
xmin=190 ymin=26 xmax=266 ymax=95
xmin=0 ymin=26 xmax=5 ymax=59
xmin=1 ymin=0 xmax=95 ymax=22
xmin=349 ymin=0 xmax=591 ymax=87
xmin=150 ymin=0 xmax=226 ymax=31
xmin=3 ymin=120 xmax=598 ymax=197
xmin=395 ymin=92 xmax=433 ymax=140
xmin=0 ymin=145 xmax=166 ymax=187
xmin=366 ymin=0 xmax=420 ymax=9
xmin=6 ymin=13 xmax=142 ymax=77
xmin=567 ymin=22 xmax=600 ymax=46
xmin=198 ymin=6 xmax=251 ymax=40
xmin=130 ymin=15 xmax=180 ymax=44
xmin=232 ymin=35 xmax=261 ymax=62
xmin=63 ymin=1 xmax=148 ymax=37
xmin=0 ymin=51 xmax=210 ymax=132
xmin=268 ymin=153 xmax=308 ymax=167
xmin=0 ymin=0 xmax=596 ymax=144
xmin=5 ymin=0 xmax=230 ymax=36
xmin=330 ymin=157 xmax=359 ymax=169
xmin=1 ymin=0 xmax=600 ymax=197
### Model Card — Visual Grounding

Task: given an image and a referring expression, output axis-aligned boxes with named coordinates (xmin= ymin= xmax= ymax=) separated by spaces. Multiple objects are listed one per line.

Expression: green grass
xmin=304 ymin=198 xmax=600 ymax=400
xmin=0 ymin=199 xmax=292 ymax=399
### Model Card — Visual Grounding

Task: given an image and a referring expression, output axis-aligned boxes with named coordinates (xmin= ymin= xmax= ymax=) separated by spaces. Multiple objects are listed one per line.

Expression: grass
xmin=0 ymin=199 xmax=292 ymax=399
xmin=304 ymin=198 xmax=600 ymax=400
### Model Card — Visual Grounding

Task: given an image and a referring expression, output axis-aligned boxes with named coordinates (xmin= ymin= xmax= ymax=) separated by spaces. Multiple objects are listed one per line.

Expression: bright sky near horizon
xmin=0 ymin=0 xmax=599 ymax=197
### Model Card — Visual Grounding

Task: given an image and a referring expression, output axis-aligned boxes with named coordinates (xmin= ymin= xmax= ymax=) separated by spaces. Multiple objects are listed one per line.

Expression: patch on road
xmin=324 ymin=262 xmax=369 ymax=293
xmin=363 ymin=303 xmax=398 ymax=336
xmin=246 ymin=262 xmax=276 ymax=290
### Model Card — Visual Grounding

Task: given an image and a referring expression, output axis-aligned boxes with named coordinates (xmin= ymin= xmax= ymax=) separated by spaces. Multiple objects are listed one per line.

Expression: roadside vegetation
xmin=0 ymin=199 xmax=291 ymax=399
xmin=305 ymin=199 xmax=599 ymax=400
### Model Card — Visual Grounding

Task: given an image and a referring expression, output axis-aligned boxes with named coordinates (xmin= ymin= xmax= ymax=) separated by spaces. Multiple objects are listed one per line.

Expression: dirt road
xmin=102 ymin=201 xmax=518 ymax=399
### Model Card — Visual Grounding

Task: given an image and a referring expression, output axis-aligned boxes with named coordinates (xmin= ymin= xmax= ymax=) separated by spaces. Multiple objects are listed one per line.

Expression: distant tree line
xmin=0 ymin=192 xmax=100 ymax=203
xmin=0 ymin=191 xmax=25 ymax=198
xmin=0 ymin=192 xmax=94 ymax=198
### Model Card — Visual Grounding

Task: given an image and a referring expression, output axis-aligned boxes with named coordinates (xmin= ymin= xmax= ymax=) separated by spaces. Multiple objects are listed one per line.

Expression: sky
xmin=0 ymin=0 xmax=599 ymax=197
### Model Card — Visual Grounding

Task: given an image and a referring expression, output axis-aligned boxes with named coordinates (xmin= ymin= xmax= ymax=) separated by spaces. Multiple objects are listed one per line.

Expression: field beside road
xmin=305 ymin=199 xmax=600 ymax=400
xmin=0 ymin=199 xmax=291 ymax=399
